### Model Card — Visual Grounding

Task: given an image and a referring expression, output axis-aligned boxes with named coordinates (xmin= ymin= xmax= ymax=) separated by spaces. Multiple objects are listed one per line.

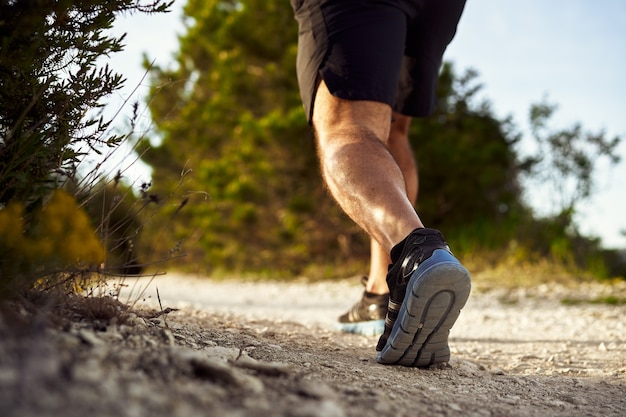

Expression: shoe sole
xmin=334 ymin=319 xmax=385 ymax=337
xmin=376 ymin=249 xmax=471 ymax=367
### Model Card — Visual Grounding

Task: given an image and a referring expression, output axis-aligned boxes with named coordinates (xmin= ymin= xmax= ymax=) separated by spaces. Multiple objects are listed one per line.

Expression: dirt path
xmin=1 ymin=274 xmax=625 ymax=417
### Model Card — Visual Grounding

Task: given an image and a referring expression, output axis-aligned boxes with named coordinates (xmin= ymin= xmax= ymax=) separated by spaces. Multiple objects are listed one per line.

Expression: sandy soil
xmin=1 ymin=274 xmax=625 ymax=417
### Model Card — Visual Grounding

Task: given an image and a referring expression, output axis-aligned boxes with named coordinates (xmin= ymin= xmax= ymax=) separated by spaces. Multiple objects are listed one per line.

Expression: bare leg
xmin=313 ymin=81 xmax=423 ymax=255
xmin=366 ymin=113 xmax=417 ymax=294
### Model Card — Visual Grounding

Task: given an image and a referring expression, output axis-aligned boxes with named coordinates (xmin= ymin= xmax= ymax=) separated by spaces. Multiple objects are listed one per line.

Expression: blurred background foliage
xmin=0 ymin=0 xmax=624 ymax=299
xmin=138 ymin=0 xmax=622 ymax=279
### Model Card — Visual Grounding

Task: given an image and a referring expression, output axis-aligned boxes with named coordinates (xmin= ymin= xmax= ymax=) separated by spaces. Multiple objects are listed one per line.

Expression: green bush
xmin=0 ymin=190 xmax=104 ymax=296
xmin=0 ymin=0 xmax=171 ymax=296
xmin=0 ymin=0 xmax=170 ymax=211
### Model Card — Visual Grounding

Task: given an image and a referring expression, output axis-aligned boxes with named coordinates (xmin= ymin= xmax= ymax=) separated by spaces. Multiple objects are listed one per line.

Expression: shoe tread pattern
xmin=377 ymin=249 xmax=471 ymax=366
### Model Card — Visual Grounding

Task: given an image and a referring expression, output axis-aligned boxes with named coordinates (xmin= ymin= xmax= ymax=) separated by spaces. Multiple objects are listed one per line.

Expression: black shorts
xmin=290 ymin=0 xmax=466 ymax=122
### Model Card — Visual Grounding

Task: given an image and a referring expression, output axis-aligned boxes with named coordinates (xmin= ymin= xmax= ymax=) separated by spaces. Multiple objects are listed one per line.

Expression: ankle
xmin=365 ymin=283 xmax=389 ymax=295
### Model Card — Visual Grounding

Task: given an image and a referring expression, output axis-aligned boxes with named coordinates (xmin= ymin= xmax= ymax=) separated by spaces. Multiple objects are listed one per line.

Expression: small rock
xmin=296 ymin=380 xmax=337 ymax=400
xmin=373 ymin=398 xmax=393 ymax=414
xmin=456 ymin=360 xmax=484 ymax=374
xmin=169 ymin=347 xmax=264 ymax=393
xmin=118 ymin=324 xmax=134 ymax=335
xmin=126 ymin=314 xmax=147 ymax=327
xmin=520 ymin=355 xmax=541 ymax=361
xmin=499 ymin=395 xmax=520 ymax=405
xmin=231 ymin=355 xmax=292 ymax=376
xmin=203 ymin=346 xmax=242 ymax=362
xmin=78 ymin=329 xmax=104 ymax=347
xmin=290 ymin=400 xmax=345 ymax=417
xmin=174 ymin=333 xmax=188 ymax=341
xmin=161 ymin=329 xmax=175 ymax=345
xmin=192 ymin=357 xmax=264 ymax=393
xmin=490 ymin=367 xmax=505 ymax=375
xmin=449 ymin=403 xmax=463 ymax=412
xmin=72 ymin=359 xmax=106 ymax=383
xmin=150 ymin=318 xmax=164 ymax=327
xmin=57 ymin=332 xmax=81 ymax=349
xmin=0 ymin=368 xmax=18 ymax=385
xmin=563 ymin=395 xmax=588 ymax=406
xmin=144 ymin=337 xmax=158 ymax=348
xmin=169 ymin=321 xmax=184 ymax=330
xmin=127 ymin=335 xmax=144 ymax=348
xmin=102 ymin=326 xmax=123 ymax=342
xmin=547 ymin=400 xmax=569 ymax=408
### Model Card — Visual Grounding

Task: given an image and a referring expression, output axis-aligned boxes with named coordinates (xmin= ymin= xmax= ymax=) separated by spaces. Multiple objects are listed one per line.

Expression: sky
xmin=106 ymin=0 xmax=626 ymax=249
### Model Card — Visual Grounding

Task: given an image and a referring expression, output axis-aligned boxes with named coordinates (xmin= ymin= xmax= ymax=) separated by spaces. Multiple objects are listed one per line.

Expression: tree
xmin=524 ymin=98 xmax=621 ymax=224
xmin=508 ymin=99 xmax=622 ymax=268
xmin=410 ymin=64 xmax=525 ymax=241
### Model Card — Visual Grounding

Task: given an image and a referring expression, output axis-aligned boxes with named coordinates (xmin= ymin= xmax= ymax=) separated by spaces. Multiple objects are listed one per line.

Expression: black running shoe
xmin=335 ymin=277 xmax=389 ymax=336
xmin=376 ymin=228 xmax=471 ymax=367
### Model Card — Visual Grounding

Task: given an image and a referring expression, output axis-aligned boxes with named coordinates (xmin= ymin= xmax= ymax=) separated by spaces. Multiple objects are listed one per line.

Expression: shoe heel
xmin=377 ymin=250 xmax=471 ymax=366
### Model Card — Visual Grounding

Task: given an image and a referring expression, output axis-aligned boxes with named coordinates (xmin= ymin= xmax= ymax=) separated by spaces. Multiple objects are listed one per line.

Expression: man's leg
xmin=313 ymin=81 xmax=423 ymax=252
xmin=372 ymin=115 xmax=470 ymax=365
xmin=336 ymin=113 xmax=418 ymax=335
xmin=366 ymin=113 xmax=417 ymax=295
xmin=315 ymin=81 xmax=470 ymax=367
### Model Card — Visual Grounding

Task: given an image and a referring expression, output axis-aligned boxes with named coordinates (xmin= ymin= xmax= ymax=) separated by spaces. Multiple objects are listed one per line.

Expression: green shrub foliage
xmin=0 ymin=0 xmax=170 ymax=295
xmin=0 ymin=190 xmax=104 ymax=296
xmin=0 ymin=0 xmax=170 ymax=212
